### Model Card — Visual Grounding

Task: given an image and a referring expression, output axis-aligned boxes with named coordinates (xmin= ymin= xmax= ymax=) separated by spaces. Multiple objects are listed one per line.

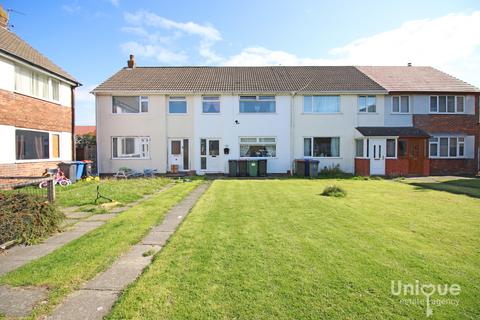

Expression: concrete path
xmin=48 ymin=182 xmax=210 ymax=320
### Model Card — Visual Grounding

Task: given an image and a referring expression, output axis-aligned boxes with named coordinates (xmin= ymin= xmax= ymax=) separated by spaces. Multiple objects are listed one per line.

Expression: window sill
xmin=14 ymin=91 xmax=62 ymax=106
xmin=238 ymin=113 xmax=278 ymax=115
xmin=428 ymin=112 xmax=466 ymax=115
xmin=357 ymin=112 xmax=379 ymax=115
xmin=429 ymin=157 xmax=466 ymax=160
xmin=111 ymin=157 xmax=151 ymax=160
xmin=111 ymin=112 xmax=149 ymax=116
xmin=168 ymin=113 xmax=189 ymax=116
xmin=304 ymin=156 xmax=342 ymax=159
xmin=201 ymin=112 xmax=221 ymax=115
xmin=391 ymin=112 xmax=411 ymax=115
xmin=301 ymin=112 xmax=342 ymax=115
xmin=15 ymin=159 xmax=60 ymax=163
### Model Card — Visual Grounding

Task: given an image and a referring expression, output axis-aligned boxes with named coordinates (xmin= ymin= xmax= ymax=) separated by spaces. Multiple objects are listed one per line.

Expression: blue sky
xmin=2 ymin=0 xmax=480 ymax=125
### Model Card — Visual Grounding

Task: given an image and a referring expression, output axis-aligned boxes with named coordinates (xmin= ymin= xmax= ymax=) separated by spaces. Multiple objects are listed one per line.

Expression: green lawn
xmin=55 ymin=177 xmax=171 ymax=207
xmin=0 ymin=180 xmax=202 ymax=319
xmin=408 ymin=178 xmax=480 ymax=199
xmin=108 ymin=179 xmax=479 ymax=319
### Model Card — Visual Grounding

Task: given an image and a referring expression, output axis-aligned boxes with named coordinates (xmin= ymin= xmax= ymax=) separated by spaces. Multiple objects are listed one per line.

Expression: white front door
xmin=168 ymin=139 xmax=189 ymax=171
xmin=369 ymin=138 xmax=386 ymax=175
xmin=200 ymin=139 xmax=222 ymax=172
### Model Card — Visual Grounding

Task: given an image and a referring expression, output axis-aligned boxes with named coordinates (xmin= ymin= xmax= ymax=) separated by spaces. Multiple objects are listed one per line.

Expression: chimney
xmin=407 ymin=62 xmax=412 ymax=67
xmin=0 ymin=5 xmax=8 ymax=29
xmin=127 ymin=54 xmax=135 ymax=68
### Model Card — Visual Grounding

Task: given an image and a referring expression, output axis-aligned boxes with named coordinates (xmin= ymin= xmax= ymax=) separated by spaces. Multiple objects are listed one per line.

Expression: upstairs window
xmin=112 ymin=96 xmax=149 ymax=114
xmin=303 ymin=96 xmax=340 ymax=113
xmin=202 ymin=96 xmax=220 ymax=113
xmin=16 ymin=129 xmax=49 ymax=160
xmin=169 ymin=97 xmax=187 ymax=114
xmin=358 ymin=96 xmax=376 ymax=113
xmin=239 ymin=96 xmax=276 ymax=113
xmin=392 ymin=96 xmax=410 ymax=113
xmin=15 ymin=65 xmax=61 ymax=102
xmin=430 ymin=96 xmax=465 ymax=113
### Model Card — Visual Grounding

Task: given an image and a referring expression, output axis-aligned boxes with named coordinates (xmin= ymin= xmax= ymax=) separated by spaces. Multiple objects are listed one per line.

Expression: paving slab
xmin=141 ymin=230 xmax=173 ymax=246
xmin=0 ymin=285 xmax=48 ymax=317
xmin=48 ymin=289 xmax=119 ymax=320
xmin=59 ymin=219 xmax=78 ymax=228
xmin=84 ymin=213 xmax=118 ymax=222
xmin=72 ymin=221 xmax=105 ymax=231
xmin=64 ymin=211 xmax=91 ymax=219
xmin=109 ymin=207 xmax=128 ymax=214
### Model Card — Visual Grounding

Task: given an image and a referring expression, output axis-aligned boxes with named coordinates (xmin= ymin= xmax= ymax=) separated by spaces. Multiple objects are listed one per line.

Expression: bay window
xmin=239 ymin=96 xmax=275 ymax=113
xmin=112 ymin=136 xmax=150 ymax=159
xmin=429 ymin=137 xmax=465 ymax=158
xmin=358 ymin=96 xmax=376 ymax=113
xmin=303 ymin=96 xmax=340 ymax=113
xmin=430 ymin=95 xmax=465 ymax=113
xmin=239 ymin=137 xmax=276 ymax=157
xmin=304 ymin=137 xmax=340 ymax=157
xmin=112 ymin=96 xmax=149 ymax=114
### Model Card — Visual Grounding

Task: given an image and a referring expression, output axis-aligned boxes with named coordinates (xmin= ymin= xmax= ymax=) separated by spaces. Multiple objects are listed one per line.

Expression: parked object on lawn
xmin=75 ymin=161 xmax=85 ymax=180
xmin=58 ymin=162 xmax=78 ymax=183
xmin=113 ymin=167 xmax=143 ymax=179
xmin=94 ymin=185 xmax=113 ymax=204
xmin=143 ymin=168 xmax=158 ymax=177
xmin=294 ymin=159 xmax=319 ymax=177
xmin=39 ymin=169 xmax=71 ymax=188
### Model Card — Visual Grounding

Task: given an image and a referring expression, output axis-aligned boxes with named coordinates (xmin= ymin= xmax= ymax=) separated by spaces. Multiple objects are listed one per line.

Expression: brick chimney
xmin=0 ymin=5 xmax=8 ymax=29
xmin=127 ymin=54 xmax=135 ymax=68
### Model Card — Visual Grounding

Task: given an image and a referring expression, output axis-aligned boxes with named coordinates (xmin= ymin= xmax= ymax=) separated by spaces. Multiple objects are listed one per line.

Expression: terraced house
xmin=0 ymin=17 xmax=80 ymax=177
xmin=94 ymin=55 xmax=479 ymax=177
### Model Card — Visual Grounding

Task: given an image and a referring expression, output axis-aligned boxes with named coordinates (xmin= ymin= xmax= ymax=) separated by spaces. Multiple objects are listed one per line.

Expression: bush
xmin=0 ymin=193 xmax=65 ymax=245
xmin=321 ymin=185 xmax=347 ymax=197
xmin=319 ymin=164 xmax=349 ymax=178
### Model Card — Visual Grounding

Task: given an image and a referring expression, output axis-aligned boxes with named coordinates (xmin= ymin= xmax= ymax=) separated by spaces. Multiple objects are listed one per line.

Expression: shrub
xmin=321 ymin=185 xmax=347 ymax=197
xmin=0 ymin=193 xmax=65 ymax=245
xmin=319 ymin=164 xmax=349 ymax=178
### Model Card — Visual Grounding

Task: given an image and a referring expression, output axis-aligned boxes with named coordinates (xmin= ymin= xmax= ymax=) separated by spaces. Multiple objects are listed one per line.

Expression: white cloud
xmin=121 ymin=41 xmax=188 ymax=64
xmin=223 ymin=11 xmax=480 ymax=87
xmin=108 ymin=0 xmax=120 ymax=7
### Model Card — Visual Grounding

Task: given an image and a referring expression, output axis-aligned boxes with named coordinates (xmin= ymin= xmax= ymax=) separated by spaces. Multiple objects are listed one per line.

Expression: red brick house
xmin=0 ymin=16 xmax=80 ymax=177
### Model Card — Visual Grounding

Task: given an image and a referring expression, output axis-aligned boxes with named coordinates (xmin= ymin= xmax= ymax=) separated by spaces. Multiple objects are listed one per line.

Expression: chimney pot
xmin=0 ymin=5 xmax=9 ymax=29
xmin=127 ymin=54 xmax=135 ymax=68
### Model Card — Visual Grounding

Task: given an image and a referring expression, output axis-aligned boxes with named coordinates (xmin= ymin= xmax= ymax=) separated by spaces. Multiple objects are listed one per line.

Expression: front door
xmin=369 ymin=138 xmax=386 ymax=175
xmin=408 ymin=138 xmax=424 ymax=175
xmin=200 ymin=139 xmax=221 ymax=172
xmin=168 ymin=139 xmax=189 ymax=171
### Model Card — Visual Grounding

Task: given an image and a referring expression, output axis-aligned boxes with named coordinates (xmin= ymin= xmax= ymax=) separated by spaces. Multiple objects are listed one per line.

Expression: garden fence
xmin=0 ymin=176 xmax=55 ymax=203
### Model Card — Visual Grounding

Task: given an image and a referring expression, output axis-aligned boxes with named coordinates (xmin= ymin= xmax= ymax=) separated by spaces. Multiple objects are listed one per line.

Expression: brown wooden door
xmin=408 ymin=138 xmax=424 ymax=175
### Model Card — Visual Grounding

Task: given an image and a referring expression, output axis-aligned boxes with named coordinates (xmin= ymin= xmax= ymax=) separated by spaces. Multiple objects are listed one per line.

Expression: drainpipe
xmin=71 ymin=86 xmax=76 ymax=161
xmin=290 ymin=91 xmax=296 ymax=175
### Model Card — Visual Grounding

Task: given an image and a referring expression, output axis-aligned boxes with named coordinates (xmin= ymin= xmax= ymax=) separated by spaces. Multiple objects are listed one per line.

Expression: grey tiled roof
xmin=356 ymin=127 xmax=430 ymax=137
xmin=356 ymin=66 xmax=479 ymax=93
xmin=93 ymin=66 xmax=386 ymax=93
xmin=0 ymin=27 xmax=79 ymax=84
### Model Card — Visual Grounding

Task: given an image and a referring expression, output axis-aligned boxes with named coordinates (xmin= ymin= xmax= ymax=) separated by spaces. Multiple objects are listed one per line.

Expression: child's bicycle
xmin=39 ymin=168 xmax=72 ymax=188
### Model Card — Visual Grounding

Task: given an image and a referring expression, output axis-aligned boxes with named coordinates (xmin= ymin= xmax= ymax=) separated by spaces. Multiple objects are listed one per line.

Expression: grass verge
xmin=0 ymin=180 xmax=202 ymax=319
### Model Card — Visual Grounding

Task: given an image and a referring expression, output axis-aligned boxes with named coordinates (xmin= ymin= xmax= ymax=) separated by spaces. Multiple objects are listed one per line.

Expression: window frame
xmin=429 ymin=95 xmax=466 ymax=114
xmin=303 ymin=137 xmax=341 ymax=158
xmin=168 ymin=96 xmax=188 ymax=114
xmin=391 ymin=95 xmax=410 ymax=114
xmin=239 ymin=95 xmax=276 ymax=114
xmin=112 ymin=96 xmax=149 ymax=114
xmin=111 ymin=136 xmax=150 ymax=159
xmin=358 ymin=95 xmax=377 ymax=113
xmin=429 ymin=136 xmax=466 ymax=158
xmin=14 ymin=65 xmax=61 ymax=103
xmin=201 ymin=96 xmax=221 ymax=114
xmin=15 ymin=129 xmax=62 ymax=162
xmin=386 ymin=138 xmax=397 ymax=158
xmin=303 ymin=95 xmax=341 ymax=114
xmin=239 ymin=136 xmax=277 ymax=158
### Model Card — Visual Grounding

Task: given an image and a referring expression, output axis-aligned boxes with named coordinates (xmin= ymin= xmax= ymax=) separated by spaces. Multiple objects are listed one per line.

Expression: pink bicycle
xmin=39 ymin=169 xmax=72 ymax=188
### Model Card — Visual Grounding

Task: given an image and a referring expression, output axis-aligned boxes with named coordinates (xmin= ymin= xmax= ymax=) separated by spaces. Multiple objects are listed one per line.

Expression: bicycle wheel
xmin=39 ymin=181 xmax=48 ymax=189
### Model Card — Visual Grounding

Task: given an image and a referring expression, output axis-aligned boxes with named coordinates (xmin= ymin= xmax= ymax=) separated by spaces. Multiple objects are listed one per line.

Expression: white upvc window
xmin=14 ymin=65 xmax=61 ymax=102
xmin=303 ymin=96 xmax=340 ymax=113
xmin=392 ymin=96 xmax=410 ymax=113
xmin=112 ymin=96 xmax=149 ymax=114
xmin=429 ymin=136 xmax=465 ymax=158
xmin=386 ymin=139 xmax=397 ymax=158
xmin=202 ymin=96 xmax=220 ymax=113
xmin=112 ymin=136 xmax=150 ymax=159
xmin=239 ymin=96 xmax=276 ymax=113
xmin=304 ymin=137 xmax=340 ymax=157
xmin=169 ymin=96 xmax=187 ymax=114
xmin=15 ymin=129 xmax=61 ymax=161
xmin=358 ymin=95 xmax=376 ymax=113
xmin=429 ymin=95 xmax=465 ymax=113
xmin=239 ymin=137 xmax=276 ymax=157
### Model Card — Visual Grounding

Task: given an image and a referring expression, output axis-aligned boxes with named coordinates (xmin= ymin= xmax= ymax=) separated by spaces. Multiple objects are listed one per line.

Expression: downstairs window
xmin=16 ymin=129 xmax=50 ymax=160
xmin=112 ymin=137 xmax=150 ymax=159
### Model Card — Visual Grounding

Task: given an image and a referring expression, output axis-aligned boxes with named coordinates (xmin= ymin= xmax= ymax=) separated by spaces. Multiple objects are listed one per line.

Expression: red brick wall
xmin=354 ymin=158 xmax=370 ymax=176
xmin=0 ymin=161 xmax=61 ymax=177
xmin=385 ymin=159 xmax=409 ymax=177
xmin=0 ymin=89 xmax=72 ymax=132
xmin=429 ymin=159 xmax=477 ymax=176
